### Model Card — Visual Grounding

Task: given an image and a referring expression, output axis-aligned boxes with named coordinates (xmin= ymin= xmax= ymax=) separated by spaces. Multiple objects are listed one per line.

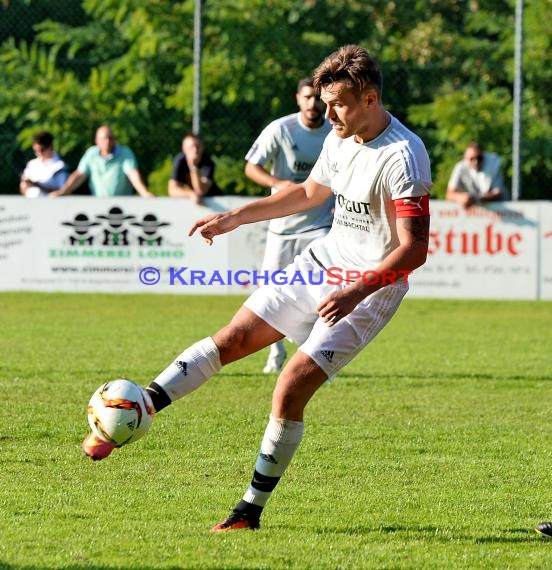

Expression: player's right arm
xmin=189 ymin=178 xmax=332 ymax=245
xmin=244 ymin=120 xmax=294 ymax=192
xmin=244 ymin=162 xmax=294 ymax=192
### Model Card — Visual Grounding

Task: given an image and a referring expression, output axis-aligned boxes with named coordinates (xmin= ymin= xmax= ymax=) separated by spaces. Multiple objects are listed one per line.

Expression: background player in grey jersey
xmin=245 ymin=77 xmax=334 ymax=374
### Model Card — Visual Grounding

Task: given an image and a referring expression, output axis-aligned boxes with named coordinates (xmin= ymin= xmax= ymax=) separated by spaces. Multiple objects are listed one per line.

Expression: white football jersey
xmin=245 ymin=112 xmax=334 ymax=235
xmin=309 ymin=115 xmax=432 ymax=272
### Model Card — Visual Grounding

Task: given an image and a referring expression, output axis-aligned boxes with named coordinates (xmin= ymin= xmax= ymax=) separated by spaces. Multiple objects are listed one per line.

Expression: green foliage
xmin=147 ymin=155 xmax=173 ymax=196
xmin=0 ymin=0 xmax=550 ymax=199
xmin=214 ymin=154 xmax=265 ymax=196
xmin=403 ymin=0 xmax=552 ymax=199
xmin=410 ymin=87 xmax=513 ymax=198
xmin=1 ymin=293 xmax=552 ymax=568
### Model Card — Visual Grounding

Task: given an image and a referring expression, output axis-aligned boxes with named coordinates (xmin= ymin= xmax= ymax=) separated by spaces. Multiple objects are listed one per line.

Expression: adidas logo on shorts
xmin=320 ymin=350 xmax=334 ymax=363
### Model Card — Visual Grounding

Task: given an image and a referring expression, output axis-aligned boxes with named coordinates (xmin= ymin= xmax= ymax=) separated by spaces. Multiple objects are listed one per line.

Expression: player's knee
xmin=272 ymin=394 xmax=299 ymax=419
xmin=271 ymin=379 xmax=305 ymax=419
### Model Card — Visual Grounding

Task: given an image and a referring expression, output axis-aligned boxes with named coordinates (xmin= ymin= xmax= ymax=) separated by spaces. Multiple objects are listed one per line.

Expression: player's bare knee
xmin=272 ymin=388 xmax=302 ymax=419
xmin=271 ymin=372 xmax=308 ymax=419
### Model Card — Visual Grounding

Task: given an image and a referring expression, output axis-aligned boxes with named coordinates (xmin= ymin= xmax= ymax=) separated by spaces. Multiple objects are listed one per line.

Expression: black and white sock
xmin=146 ymin=336 xmax=221 ymax=411
xmin=237 ymin=415 xmax=304 ymax=515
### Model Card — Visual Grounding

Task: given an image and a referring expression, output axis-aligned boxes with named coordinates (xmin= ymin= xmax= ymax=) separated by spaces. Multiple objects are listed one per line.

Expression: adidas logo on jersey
xmin=320 ymin=350 xmax=334 ymax=363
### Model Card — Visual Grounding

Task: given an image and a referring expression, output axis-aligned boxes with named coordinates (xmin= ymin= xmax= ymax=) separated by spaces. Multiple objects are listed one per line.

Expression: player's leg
xmin=261 ymin=233 xmax=289 ymax=374
xmin=83 ymin=306 xmax=283 ymax=460
xmin=262 ymin=229 xmax=330 ymax=375
xmin=211 ymin=351 xmax=327 ymax=531
xmin=263 ymin=341 xmax=287 ymax=374
xmin=212 ymin=280 xmax=409 ymax=530
xmin=146 ymin=305 xmax=284 ymax=409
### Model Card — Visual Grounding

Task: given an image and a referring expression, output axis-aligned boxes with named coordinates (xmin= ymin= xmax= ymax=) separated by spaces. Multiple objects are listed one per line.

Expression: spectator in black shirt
xmin=168 ymin=134 xmax=223 ymax=204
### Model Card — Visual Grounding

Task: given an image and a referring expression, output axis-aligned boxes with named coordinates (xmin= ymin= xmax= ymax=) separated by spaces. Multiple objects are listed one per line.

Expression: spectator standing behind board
xmin=50 ymin=125 xmax=153 ymax=198
xmin=168 ymin=134 xmax=223 ymax=205
xmin=446 ymin=142 xmax=506 ymax=209
xmin=19 ymin=131 xmax=69 ymax=198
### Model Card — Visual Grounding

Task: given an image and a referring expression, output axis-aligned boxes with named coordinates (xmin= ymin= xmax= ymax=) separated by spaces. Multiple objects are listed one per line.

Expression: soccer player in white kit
xmin=82 ymin=45 xmax=432 ymax=533
xmin=245 ymin=77 xmax=334 ymax=373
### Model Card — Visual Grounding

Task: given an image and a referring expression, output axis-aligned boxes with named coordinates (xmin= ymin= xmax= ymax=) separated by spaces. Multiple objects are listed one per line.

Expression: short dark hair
xmin=33 ymin=131 xmax=54 ymax=148
xmin=313 ymin=45 xmax=383 ymax=98
xmin=297 ymin=76 xmax=314 ymax=92
xmin=466 ymin=141 xmax=483 ymax=153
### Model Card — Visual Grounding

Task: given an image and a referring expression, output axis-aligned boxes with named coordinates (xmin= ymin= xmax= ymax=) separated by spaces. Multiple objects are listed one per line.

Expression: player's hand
xmin=316 ymin=288 xmax=365 ymax=326
xmin=188 ymin=211 xmax=239 ymax=245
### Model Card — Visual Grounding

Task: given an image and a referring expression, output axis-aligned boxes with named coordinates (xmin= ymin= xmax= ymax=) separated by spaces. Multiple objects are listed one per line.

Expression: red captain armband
xmin=394 ymin=195 xmax=430 ymax=218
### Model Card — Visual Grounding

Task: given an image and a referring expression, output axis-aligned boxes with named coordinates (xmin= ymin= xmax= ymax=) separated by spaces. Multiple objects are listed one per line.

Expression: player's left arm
xmin=318 ymin=196 xmax=430 ymax=325
xmin=385 ymin=195 xmax=431 ymax=269
xmin=356 ymin=195 xmax=430 ymax=289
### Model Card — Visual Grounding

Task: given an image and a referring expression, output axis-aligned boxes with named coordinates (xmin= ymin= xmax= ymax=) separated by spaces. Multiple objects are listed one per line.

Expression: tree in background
xmin=0 ymin=0 xmax=87 ymax=192
xmin=0 ymin=0 xmax=550 ymax=199
xmin=403 ymin=0 xmax=551 ymax=199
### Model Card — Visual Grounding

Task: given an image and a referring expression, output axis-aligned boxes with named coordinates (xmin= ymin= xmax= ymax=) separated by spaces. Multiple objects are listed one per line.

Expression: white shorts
xmin=244 ymin=250 xmax=408 ymax=378
xmin=261 ymin=228 xmax=330 ymax=272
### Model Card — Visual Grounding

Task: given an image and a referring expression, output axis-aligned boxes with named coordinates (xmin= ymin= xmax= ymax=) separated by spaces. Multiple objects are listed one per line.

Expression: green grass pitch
xmin=1 ymin=292 xmax=552 ymax=569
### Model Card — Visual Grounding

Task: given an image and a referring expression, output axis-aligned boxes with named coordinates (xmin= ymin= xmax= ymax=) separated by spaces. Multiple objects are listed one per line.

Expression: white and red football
xmin=87 ymin=379 xmax=154 ymax=446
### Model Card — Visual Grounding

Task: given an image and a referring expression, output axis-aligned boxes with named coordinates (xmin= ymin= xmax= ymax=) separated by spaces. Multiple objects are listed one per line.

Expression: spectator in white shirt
xmin=19 ymin=131 xmax=69 ymax=198
xmin=446 ymin=142 xmax=506 ymax=209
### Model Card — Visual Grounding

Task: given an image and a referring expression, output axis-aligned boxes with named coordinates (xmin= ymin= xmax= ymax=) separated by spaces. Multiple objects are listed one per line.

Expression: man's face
xmin=96 ymin=128 xmax=115 ymax=155
xmin=32 ymin=142 xmax=52 ymax=159
xmin=296 ymin=85 xmax=326 ymax=127
xmin=183 ymin=137 xmax=202 ymax=161
xmin=320 ymin=82 xmax=368 ymax=140
xmin=464 ymin=148 xmax=484 ymax=171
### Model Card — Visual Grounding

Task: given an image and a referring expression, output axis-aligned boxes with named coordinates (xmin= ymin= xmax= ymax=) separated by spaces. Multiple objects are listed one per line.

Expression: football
xmin=87 ymin=379 xmax=154 ymax=446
